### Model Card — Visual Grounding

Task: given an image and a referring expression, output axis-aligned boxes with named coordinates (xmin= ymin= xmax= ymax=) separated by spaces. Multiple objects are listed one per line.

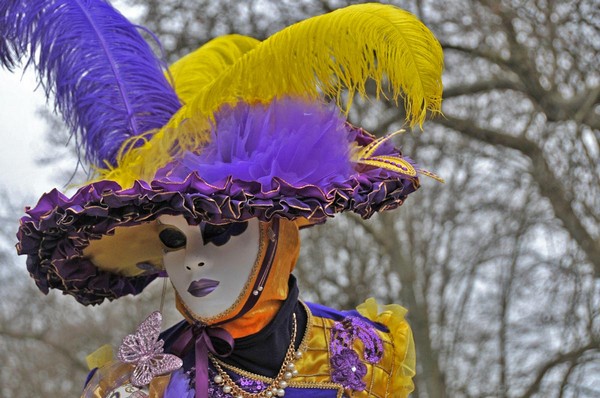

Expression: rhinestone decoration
xmin=329 ymin=315 xmax=383 ymax=391
xmin=117 ymin=311 xmax=183 ymax=386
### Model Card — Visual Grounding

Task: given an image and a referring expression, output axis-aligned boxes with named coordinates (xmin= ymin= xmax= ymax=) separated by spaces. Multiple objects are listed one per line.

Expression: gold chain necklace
xmin=208 ymin=313 xmax=302 ymax=397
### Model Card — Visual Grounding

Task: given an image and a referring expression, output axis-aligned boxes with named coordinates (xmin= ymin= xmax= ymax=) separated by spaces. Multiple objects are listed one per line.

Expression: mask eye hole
xmin=201 ymin=221 xmax=248 ymax=246
xmin=159 ymin=228 xmax=187 ymax=250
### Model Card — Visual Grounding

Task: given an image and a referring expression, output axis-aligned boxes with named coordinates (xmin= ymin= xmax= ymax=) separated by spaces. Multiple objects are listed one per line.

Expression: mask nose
xmin=185 ymin=260 xmax=207 ymax=271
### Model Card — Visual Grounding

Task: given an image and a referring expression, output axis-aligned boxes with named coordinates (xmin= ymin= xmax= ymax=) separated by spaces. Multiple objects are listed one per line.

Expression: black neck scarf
xmin=161 ymin=275 xmax=307 ymax=378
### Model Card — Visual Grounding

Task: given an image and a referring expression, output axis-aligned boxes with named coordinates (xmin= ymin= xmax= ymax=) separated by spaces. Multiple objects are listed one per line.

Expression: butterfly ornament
xmin=117 ymin=311 xmax=183 ymax=387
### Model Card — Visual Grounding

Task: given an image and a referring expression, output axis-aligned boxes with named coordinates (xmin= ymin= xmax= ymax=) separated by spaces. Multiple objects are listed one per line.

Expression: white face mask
xmin=158 ymin=215 xmax=260 ymax=320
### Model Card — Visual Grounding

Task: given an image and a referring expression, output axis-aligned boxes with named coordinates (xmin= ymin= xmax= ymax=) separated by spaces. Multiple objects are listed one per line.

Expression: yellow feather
xmin=357 ymin=157 xmax=417 ymax=176
xmin=173 ymin=3 xmax=443 ymax=128
xmin=100 ymin=3 xmax=443 ymax=187
xmin=168 ymin=34 xmax=260 ymax=105
xmin=418 ymin=169 xmax=445 ymax=183
xmin=354 ymin=129 xmax=406 ymax=159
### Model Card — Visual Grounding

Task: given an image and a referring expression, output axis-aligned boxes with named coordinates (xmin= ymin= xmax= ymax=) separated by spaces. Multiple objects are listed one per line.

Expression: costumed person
xmin=1 ymin=1 xmax=444 ymax=397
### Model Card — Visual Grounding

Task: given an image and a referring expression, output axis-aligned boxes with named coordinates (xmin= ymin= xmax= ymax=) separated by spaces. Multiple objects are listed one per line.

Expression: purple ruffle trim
xmin=17 ymin=129 xmax=418 ymax=305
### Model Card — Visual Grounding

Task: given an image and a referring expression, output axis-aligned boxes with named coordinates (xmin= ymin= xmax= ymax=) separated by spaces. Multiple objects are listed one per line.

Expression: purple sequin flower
xmin=331 ymin=348 xmax=368 ymax=390
xmin=329 ymin=316 xmax=383 ymax=391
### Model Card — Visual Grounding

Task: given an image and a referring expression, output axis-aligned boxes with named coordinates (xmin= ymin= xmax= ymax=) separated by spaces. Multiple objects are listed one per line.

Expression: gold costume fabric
xmin=83 ymin=298 xmax=415 ymax=397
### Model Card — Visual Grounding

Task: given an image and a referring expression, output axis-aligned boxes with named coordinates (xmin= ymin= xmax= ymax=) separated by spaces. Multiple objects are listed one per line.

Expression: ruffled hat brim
xmin=18 ymin=166 xmax=417 ymax=305
xmin=18 ymin=99 xmax=426 ymax=305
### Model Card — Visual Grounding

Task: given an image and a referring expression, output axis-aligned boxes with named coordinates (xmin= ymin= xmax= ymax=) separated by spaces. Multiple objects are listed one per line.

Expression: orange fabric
xmin=222 ymin=218 xmax=300 ymax=337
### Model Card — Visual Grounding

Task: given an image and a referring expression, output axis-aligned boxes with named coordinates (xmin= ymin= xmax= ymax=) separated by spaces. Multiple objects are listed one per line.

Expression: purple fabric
xmin=164 ymin=369 xmax=194 ymax=398
xmin=167 ymin=368 xmax=339 ymax=397
xmin=329 ymin=316 xmax=384 ymax=391
xmin=305 ymin=302 xmax=389 ymax=333
xmin=164 ymin=361 xmax=269 ymax=397
xmin=160 ymin=99 xmax=353 ymax=191
xmin=170 ymin=323 xmax=234 ymax=398
xmin=206 ymin=368 xmax=268 ymax=397
xmin=206 ymin=368 xmax=231 ymax=397
xmin=284 ymin=389 xmax=339 ymax=397
xmin=0 ymin=0 xmax=180 ymax=166
xmin=17 ymin=157 xmax=416 ymax=305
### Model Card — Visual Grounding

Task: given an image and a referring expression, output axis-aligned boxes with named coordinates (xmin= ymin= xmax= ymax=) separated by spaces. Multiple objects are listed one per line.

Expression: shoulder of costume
xmin=304 ymin=301 xmax=389 ymax=333
xmin=293 ymin=299 xmax=415 ymax=397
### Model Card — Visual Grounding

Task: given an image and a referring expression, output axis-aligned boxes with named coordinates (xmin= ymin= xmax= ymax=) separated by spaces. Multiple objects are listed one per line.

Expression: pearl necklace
xmin=209 ymin=313 xmax=302 ymax=398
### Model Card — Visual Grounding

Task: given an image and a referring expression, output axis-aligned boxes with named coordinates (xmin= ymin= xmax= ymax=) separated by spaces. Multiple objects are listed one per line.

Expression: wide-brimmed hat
xmin=4 ymin=2 xmax=443 ymax=305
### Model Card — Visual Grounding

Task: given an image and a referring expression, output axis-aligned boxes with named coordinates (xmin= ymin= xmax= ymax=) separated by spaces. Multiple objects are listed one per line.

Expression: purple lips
xmin=187 ymin=278 xmax=220 ymax=297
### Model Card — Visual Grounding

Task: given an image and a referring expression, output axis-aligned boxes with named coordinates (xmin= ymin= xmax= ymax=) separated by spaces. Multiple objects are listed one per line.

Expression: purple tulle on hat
xmin=159 ymin=98 xmax=354 ymax=191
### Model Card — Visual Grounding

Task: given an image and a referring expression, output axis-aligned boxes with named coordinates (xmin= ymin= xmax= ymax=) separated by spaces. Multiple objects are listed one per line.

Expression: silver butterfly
xmin=117 ymin=311 xmax=183 ymax=386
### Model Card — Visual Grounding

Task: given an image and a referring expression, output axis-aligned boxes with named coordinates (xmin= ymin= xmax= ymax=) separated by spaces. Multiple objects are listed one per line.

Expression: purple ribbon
xmin=171 ymin=323 xmax=234 ymax=398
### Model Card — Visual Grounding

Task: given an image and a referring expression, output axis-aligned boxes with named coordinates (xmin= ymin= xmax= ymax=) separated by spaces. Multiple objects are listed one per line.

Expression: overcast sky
xmin=0 ymin=3 xmax=142 ymax=204
xmin=0 ymin=68 xmax=58 ymax=198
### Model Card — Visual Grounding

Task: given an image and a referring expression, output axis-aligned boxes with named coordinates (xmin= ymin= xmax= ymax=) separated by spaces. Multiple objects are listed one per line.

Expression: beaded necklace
xmin=208 ymin=313 xmax=303 ymax=397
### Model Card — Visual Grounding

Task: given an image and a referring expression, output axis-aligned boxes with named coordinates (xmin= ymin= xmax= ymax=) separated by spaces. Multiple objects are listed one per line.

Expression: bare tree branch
xmin=520 ymin=340 xmax=599 ymax=398
xmin=443 ymin=79 xmax=524 ymax=99
xmin=435 ymin=115 xmax=600 ymax=275
xmin=0 ymin=328 xmax=88 ymax=371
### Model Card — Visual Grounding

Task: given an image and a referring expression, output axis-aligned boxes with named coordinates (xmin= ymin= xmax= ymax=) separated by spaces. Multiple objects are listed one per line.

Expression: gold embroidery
xmin=293 ymin=307 xmax=400 ymax=398
xmin=82 ymin=300 xmax=413 ymax=397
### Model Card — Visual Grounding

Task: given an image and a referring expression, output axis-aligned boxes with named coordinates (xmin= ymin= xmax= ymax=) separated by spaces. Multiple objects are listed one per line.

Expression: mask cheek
xmin=163 ymin=249 xmax=191 ymax=291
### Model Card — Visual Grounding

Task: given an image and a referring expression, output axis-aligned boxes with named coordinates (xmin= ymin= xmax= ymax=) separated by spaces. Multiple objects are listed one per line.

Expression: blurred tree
xmin=0 ymin=192 xmax=178 ymax=397
xmin=1 ymin=0 xmax=598 ymax=397
xmin=126 ymin=0 xmax=599 ymax=396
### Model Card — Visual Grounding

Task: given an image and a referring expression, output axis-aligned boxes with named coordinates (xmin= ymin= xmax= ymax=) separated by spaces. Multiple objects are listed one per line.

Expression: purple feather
xmin=0 ymin=0 xmax=180 ymax=166
xmin=0 ymin=1 xmax=25 ymax=69
xmin=159 ymin=98 xmax=355 ymax=191
xmin=164 ymin=369 xmax=194 ymax=398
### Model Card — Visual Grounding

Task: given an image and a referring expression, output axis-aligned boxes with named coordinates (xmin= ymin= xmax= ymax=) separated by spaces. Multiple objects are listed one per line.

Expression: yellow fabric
xmin=99 ymin=3 xmax=443 ymax=187
xmin=292 ymin=300 xmax=415 ymax=397
xmin=148 ymin=376 xmax=171 ymax=398
xmin=82 ymin=221 xmax=164 ymax=276
xmin=86 ymin=344 xmax=114 ymax=371
xmin=81 ymin=297 xmax=414 ymax=397
xmin=81 ymin=361 xmax=170 ymax=398
xmin=357 ymin=298 xmax=416 ymax=396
